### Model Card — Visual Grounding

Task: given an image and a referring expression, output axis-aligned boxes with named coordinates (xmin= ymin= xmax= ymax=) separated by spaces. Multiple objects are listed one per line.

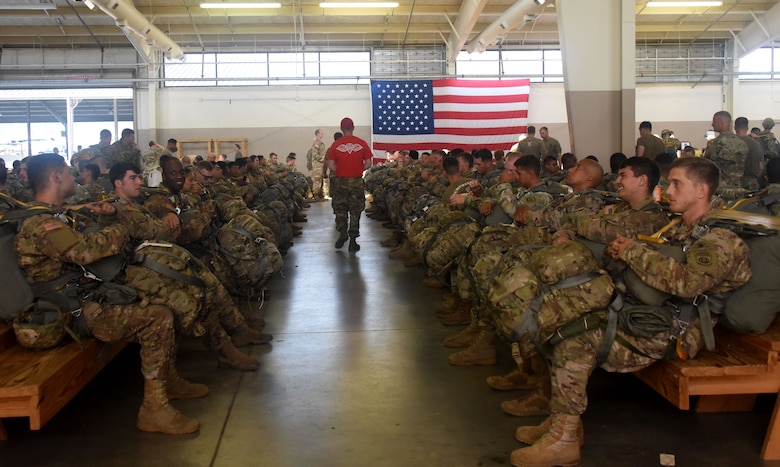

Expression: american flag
xmin=370 ymin=78 xmax=530 ymax=158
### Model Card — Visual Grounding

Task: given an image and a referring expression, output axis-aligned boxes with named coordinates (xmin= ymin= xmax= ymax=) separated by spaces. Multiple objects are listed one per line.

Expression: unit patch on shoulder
xmin=42 ymin=220 xmax=65 ymax=232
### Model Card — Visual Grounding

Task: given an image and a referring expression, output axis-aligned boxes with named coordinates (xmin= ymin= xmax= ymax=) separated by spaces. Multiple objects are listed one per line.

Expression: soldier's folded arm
xmin=37 ymin=219 xmax=129 ymax=265
xmin=619 ymin=230 xmax=749 ymax=298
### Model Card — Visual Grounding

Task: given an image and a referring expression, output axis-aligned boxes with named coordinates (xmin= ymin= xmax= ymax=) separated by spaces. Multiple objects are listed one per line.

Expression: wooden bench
xmin=634 ymin=317 xmax=780 ymax=460
xmin=0 ymin=321 xmax=126 ymax=440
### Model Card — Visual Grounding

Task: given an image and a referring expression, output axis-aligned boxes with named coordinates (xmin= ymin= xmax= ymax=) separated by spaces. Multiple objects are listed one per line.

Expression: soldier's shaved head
xmin=580 ymin=159 xmax=604 ymax=187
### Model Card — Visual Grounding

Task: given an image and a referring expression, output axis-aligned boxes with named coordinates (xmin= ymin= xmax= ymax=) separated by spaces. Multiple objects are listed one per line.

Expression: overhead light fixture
xmin=200 ymin=2 xmax=282 ymax=8
xmin=0 ymin=4 xmax=57 ymax=10
xmin=533 ymin=0 xmax=546 ymax=5
xmin=319 ymin=2 xmax=399 ymax=8
xmin=83 ymin=0 xmax=96 ymax=10
xmin=647 ymin=1 xmax=723 ymax=7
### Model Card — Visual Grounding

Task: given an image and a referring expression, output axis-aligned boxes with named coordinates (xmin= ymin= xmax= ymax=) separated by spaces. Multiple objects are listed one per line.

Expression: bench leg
xmin=762 ymin=393 xmax=780 ymax=460
xmin=0 ymin=420 xmax=6 ymax=441
xmin=695 ymin=394 xmax=757 ymax=413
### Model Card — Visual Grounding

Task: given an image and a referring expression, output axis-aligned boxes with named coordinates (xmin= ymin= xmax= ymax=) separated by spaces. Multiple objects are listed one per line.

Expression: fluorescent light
xmin=83 ymin=0 xmax=96 ymax=10
xmin=647 ymin=1 xmax=722 ymax=7
xmin=0 ymin=4 xmax=57 ymax=10
xmin=200 ymin=2 xmax=282 ymax=8
xmin=319 ymin=2 xmax=399 ymax=8
xmin=534 ymin=0 xmax=546 ymax=5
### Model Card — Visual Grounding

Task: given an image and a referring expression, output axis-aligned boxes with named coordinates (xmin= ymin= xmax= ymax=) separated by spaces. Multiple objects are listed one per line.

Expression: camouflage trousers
xmin=331 ymin=177 xmax=366 ymax=237
xmin=549 ymin=327 xmax=673 ymax=415
xmin=311 ymin=160 xmax=325 ymax=196
xmin=82 ymin=301 xmax=175 ymax=381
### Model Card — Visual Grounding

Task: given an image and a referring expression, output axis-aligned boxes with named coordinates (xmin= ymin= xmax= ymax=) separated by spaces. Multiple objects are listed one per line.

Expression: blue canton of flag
xmin=371 ymin=80 xmax=434 ymax=136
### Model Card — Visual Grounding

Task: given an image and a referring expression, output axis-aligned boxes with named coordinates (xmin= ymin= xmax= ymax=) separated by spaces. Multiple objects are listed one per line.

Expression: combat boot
xmin=403 ymin=255 xmax=422 ymax=267
xmin=438 ymin=299 xmax=472 ymax=326
xmin=137 ymin=379 xmax=200 ymax=435
xmin=380 ymin=231 xmax=402 ymax=248
xmin=509 ymin=414 xmax=581 ymax=467
xmin=166 ymin=367 xmax=209 ymax=401
xmin=422 ymin=275 xmax=447 ymax=288
xmin=501 ymin=388 xmax=551 ymax=417
xmin=516 ymin=416 xmax=584 ymax=446
xmin=349 ymin=237 xmax=360 ymax=252
xmin=314 ymin=195 xmax=326 ymax=203
xmin=443 ymin=318 xmax=481 ymax=348
xmin=246 ymin=316 xmax=266 ymax=331
xmin=293 ymin=212 xmax=308 ymax=222
xmin=487 ymin=354 xmax=546 ymax=391
xmin=231 ymin=323 xmax=273 ymax=347
xmin=448 ymin=328 xmax=496 ymax=366
xmin=335 ymin=231 xmax=348 ymax=249
xmin=218 ymin=344 xmax=260 ymax=371
xmin=434 ymin=292 xmax=459 ymax=316
xmin=389 ymin=240 xmax=413 ymax=259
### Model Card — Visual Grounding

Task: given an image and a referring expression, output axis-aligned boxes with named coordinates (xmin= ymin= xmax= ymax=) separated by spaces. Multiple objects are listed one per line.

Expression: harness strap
xmin=421 ymin=218 xmax=472 ymax=271
xmin=596 ymin=284 xmax=625 ymax=365
xmin=219 ymin=226 xmax=269 ymax=285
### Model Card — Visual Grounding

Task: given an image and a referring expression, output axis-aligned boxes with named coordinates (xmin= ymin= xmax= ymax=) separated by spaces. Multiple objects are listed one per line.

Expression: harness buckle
xmin=693 ymin=294 xmax=708 ymax=307
xmin=71 ymin=308 xmax=82 ymax=318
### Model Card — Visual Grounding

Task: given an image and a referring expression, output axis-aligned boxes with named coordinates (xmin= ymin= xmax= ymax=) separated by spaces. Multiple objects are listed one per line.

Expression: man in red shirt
xmin=326 ymin=117 xmax=373 ymax=251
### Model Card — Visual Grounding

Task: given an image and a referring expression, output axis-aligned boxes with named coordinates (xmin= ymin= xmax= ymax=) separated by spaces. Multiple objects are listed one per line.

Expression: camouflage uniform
xmin=704 ymin=132 xmax=749 ymax=189
xmin=143 ymin=185 xmax=215 ymax=248
xmin=518 ymin=136 xmax=544 ymax=158
xmin=15 ymin=205 xmax=174 ymax=381
xmin=331 ymin=177 xmax=366 ymax=238
xmin=141 ymin=147 xmax=170 ymax=182
xmin=105 ymin=140 xmax=142 ymax=170
xmin=307 ymin=140 xmax=327 ymax=197
xmin=521 ymin=189 xmax=607 ymax=232
xmin=552 ymin=197 xmax=669 ymax=245
xmin=6 ymin=174 xmax=31 ymax=202
xmin=739 ymin=135 xmax=762 ymax=191
xmin=549 ymin=212 xmax=751 ymax=415
xmin=758 ymin=130 xmax=780 ymax=160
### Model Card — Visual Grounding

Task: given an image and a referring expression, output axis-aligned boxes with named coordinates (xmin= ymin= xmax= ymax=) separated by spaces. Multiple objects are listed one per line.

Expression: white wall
xmin=138 ymin=79 xmax=779 ymax=170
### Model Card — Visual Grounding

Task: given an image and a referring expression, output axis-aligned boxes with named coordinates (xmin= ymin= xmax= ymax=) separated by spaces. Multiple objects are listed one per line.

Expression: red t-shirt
xmin=326 ymin=135 xmax=373 ymax=178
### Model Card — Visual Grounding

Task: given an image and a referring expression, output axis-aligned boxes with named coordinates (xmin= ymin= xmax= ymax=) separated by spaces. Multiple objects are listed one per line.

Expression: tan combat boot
xmin=443 ymin=317 xmax=481 ymax=348
xmin=137 ymin=379 xmax=200 ymax=435
xmin=422 ymin=275 xmax=447 ymax=288
xmin=335 ymin=231 xmax=348 ymax=249
xmin=509 ymin=414 xmax=581 ymax=467
xmin=218 ymin=344 xmax=260 ymax=371
xmin=435 ymin=295 xmax=464 ymax=318
xmin=438 ymin=299 xmax=472 ymax=326
xmin=487 ymin=354 xmax=547 ymax=391
xmin=501 ymin=387 xmax=551 ymax=417
xmin=380 ymin=231 xmax=402 ymax=248
xmin=167 ymin=366 xmax=209 ymax=400
xmin=448 ymin=328 xmax=497 ymax=366
xmin=516 ymin=416 xmax=584 ymax=447
xmin=389 ymin=240 xmax=414 ymax=260
xmin=246 ymin=316 xmax=266 ymax=331
xmin=403 ymin=255 xmax=422 ymax=267
xmin=231 ymin=323 xmax=273 ymax=347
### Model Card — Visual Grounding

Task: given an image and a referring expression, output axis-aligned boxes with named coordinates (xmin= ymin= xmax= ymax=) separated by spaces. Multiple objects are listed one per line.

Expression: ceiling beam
xmin=446 ymin=0 xmax=490 ymax=62
xmin=734 ymin=1 xmax=780 ymax=57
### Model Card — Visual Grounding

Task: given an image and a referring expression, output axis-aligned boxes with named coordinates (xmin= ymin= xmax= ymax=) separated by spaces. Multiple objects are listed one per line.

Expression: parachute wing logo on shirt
xmin=337 ymin=142 xmax=365 ymax=154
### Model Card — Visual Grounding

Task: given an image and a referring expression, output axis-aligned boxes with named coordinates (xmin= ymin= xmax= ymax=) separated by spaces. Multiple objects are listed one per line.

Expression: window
xmin=217 ymin=53 xmax=268 ymax=86
xmin=165 ymin=53 xmax=217 ymax=86
xmin=320 ymin=52 xmax=370 ymax=84
xmin=739 ymin=47 xmax=775 ymax=80
xmin=456 ymin=51 xmax=500 ymax=76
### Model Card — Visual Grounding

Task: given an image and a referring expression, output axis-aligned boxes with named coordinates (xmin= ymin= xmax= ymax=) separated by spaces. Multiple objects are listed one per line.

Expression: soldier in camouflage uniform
xmin=758 ymin=118 xmax=780 ymax=161
xmin=308 ymin=129 xmax=328 ymax=202
xmin=6 ymin=157 xmax=32 ymax=202
xmin=107 ymin=162 xmax=268 ymax=370
xmin=326 ymin=118 xmax=373 ymax=252
xmin=735 ymin=117 xmax=763 ymax=191
xmin=510 ymin=157 xmax=751 ymax=467
xmin=516 ymin=126 xmax=544 ymax=159
xmin=77 ymin=163 xmax=106 ymax=202
xmin=704 ymin=111 xmax=750 ymax=190
xmin=141 ymin=138 xmax=177 ymax=184
xmin=16 ymin=154 xmax=203 ymax=435
xmin=661 ymin=129 xmax=682 ymax=158
xmin=492 ymin=157 xmax=669 ymax=419
xmin=104 ymin=128 xmax=142 ymax=170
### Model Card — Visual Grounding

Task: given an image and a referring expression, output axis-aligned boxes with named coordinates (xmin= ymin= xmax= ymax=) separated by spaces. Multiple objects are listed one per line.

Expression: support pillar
xmin=557 ymin=0 xmax=636 ymax=160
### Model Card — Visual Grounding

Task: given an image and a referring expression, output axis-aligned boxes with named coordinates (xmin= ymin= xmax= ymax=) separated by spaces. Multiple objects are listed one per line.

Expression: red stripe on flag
xmin=373 ymin=141 xmax=518 ymax=152
xmin=434 ymin=127 xmax=525 ymax=136
xmin=434 ymin=110 xmax=528 ymax=120
xmin=433 ymin=79 xmax=531 ymax=88
xmin=434 ymin=94 xmax=529 ymax=104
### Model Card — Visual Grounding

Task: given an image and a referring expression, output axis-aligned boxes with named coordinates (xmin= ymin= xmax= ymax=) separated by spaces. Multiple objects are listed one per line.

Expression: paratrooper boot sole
xmin=448 ymin=338 xmax=497 ymax=366
xmin=501 ymin=391 xmax=551 ymax=417
xmin=443 ymin=320 xmax=481 ymax=348
xmin=516 ymin=418 xmax=584 ymax=447
xmin=486 ymin=368 xmax=540 ymax=391
xmin=137 ymin=403 xmax=200 ymax=435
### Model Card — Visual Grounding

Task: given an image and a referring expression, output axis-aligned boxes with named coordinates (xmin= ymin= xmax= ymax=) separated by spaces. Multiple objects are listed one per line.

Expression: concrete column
xmin=556 ymin=0 xmax=636 ymax=160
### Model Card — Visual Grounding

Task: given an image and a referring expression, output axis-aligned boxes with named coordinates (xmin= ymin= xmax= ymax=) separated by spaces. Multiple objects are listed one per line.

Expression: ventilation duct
xmin=88 ymin=0 xmax=184 ymax=60
xmin=465 ymin=0 xmax=546 ymax=54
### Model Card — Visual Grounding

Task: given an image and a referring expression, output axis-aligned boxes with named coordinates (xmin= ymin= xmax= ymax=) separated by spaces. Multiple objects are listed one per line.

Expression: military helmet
xmin=661 ymin=129 xmax=673 ymax=137
xmin=13 ymin=301 xmax=67 ymax=350
xmin=763 ymin=118 xmax=775 ymax=130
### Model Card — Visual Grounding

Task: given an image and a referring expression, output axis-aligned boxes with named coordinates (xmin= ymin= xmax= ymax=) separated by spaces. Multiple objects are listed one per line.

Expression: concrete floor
xmin=1 ymin=201 xmax=779 ymax=467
